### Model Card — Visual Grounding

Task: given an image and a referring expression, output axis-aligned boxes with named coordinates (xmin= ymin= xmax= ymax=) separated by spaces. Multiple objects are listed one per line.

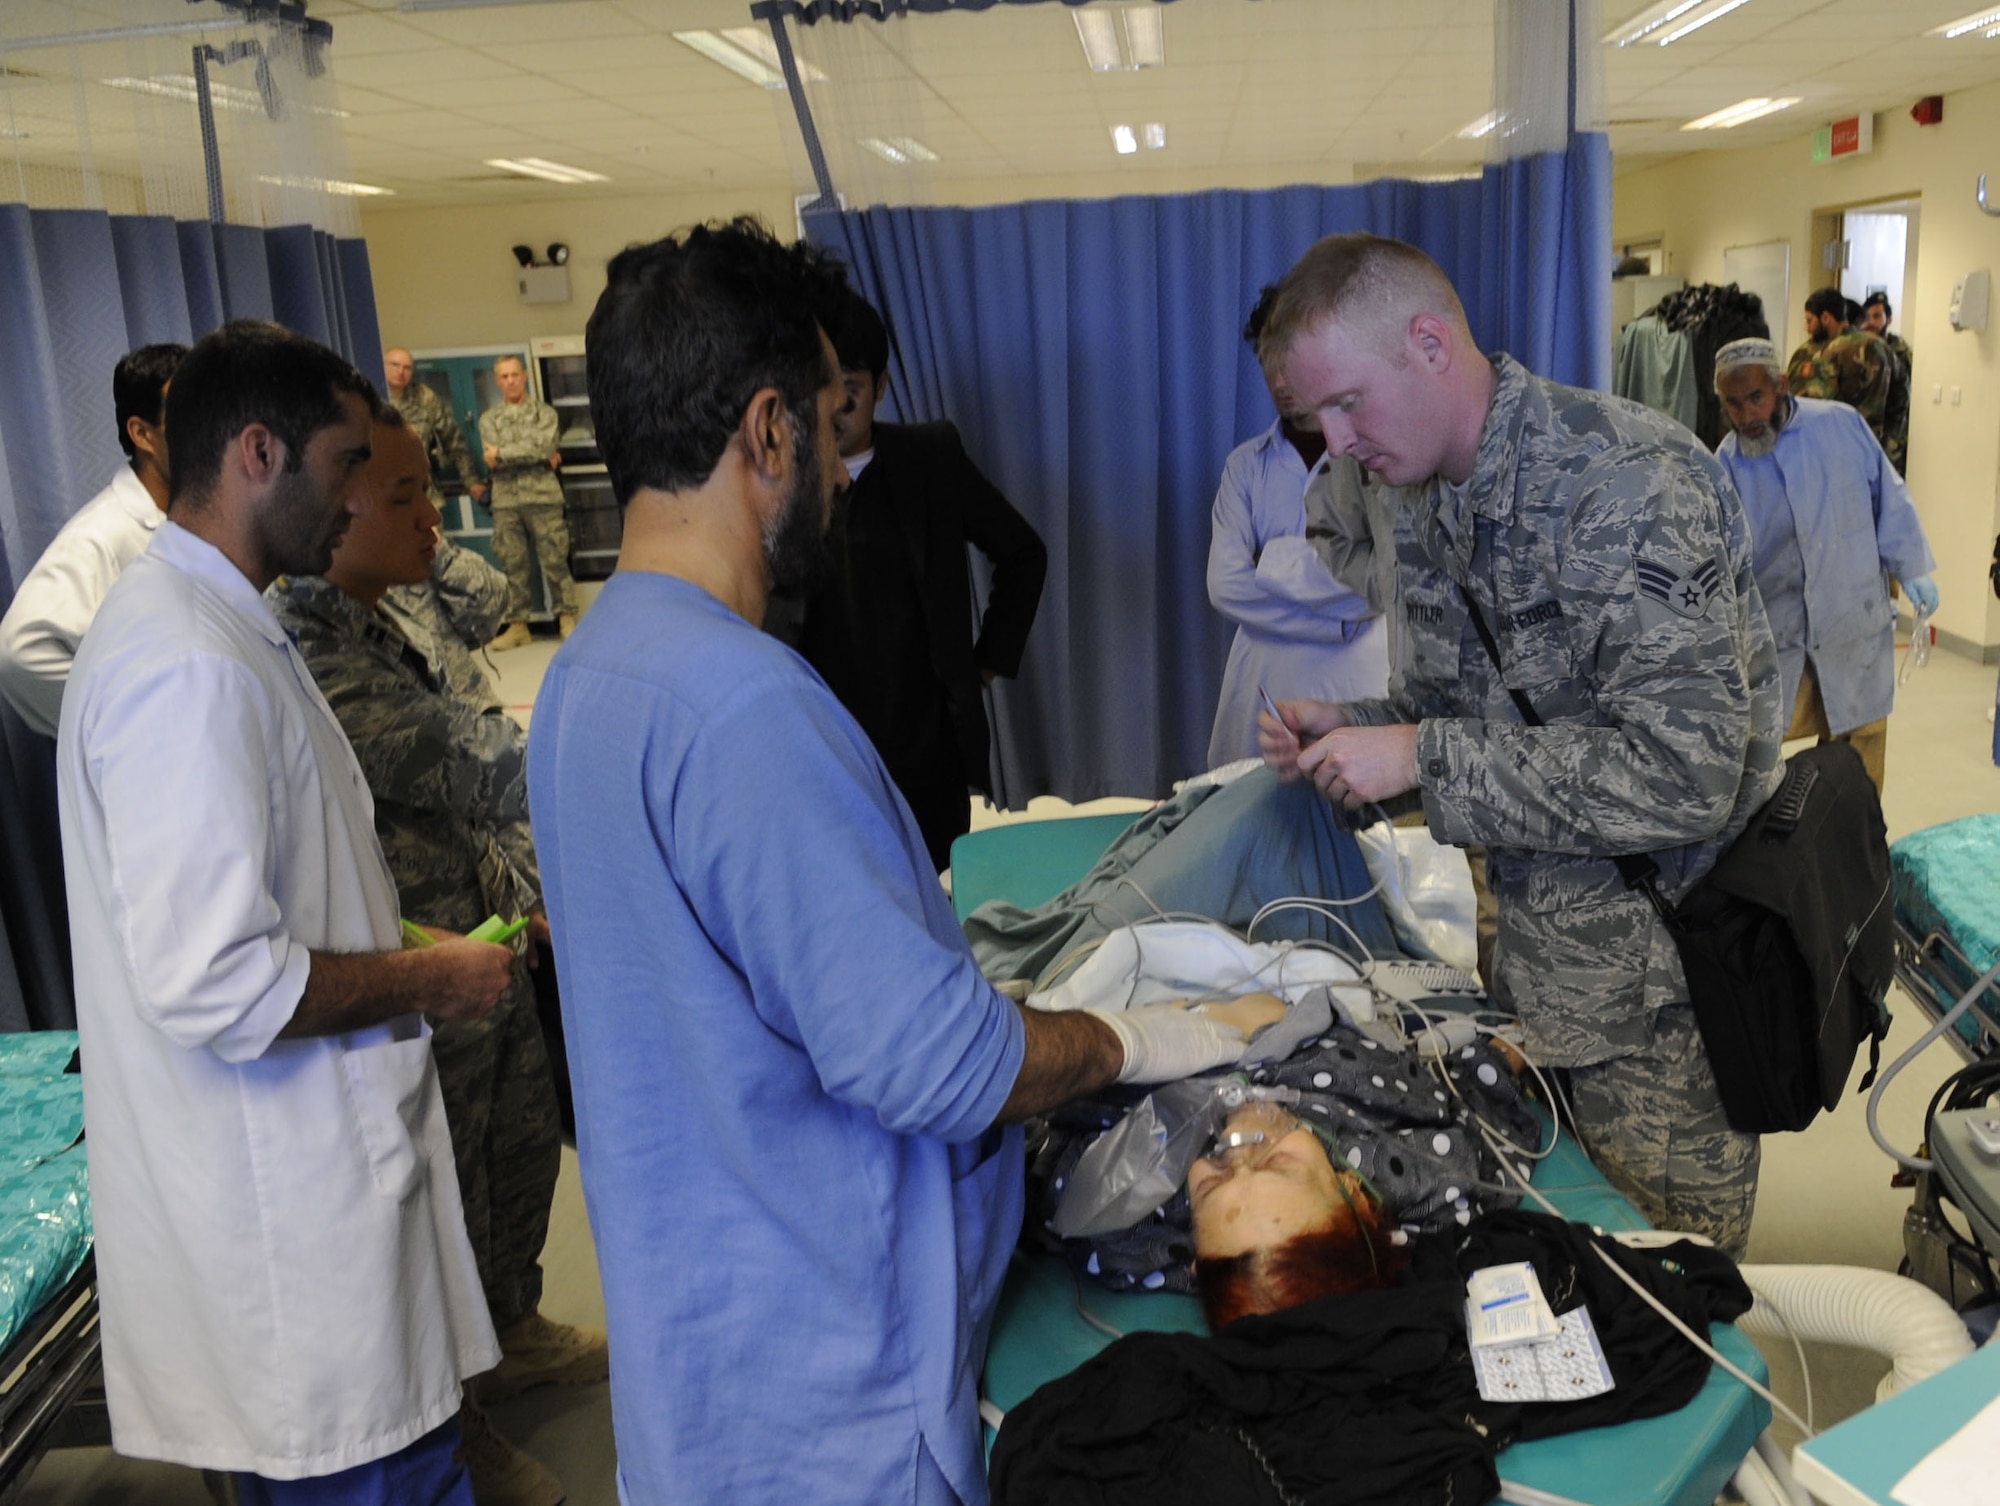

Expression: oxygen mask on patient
xmin=1200 ymin=1098 xmax=1308 ymax=1173
xmin=1049 ymin=1078 xmax=1302 ymax=1240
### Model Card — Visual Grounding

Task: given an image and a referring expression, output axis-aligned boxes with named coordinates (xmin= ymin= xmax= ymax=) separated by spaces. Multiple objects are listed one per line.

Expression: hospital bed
xmin=1888 ymin=814 xmax=2000 ymax=1064
xmin=953 ymin=812 xmax=1773 ymax=1506
xmin=1884 ymin=815 xmax=2000 ymax=1315
xmin=0 ymin=1030 xmax=101 ymax=1502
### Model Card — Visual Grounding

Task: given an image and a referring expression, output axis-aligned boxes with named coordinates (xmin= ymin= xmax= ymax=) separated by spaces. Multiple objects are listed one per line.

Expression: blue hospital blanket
xmin=1892 ymin=815 xmax=2000 ymax=977
xmin=0 ymin=1032 xmax=90 ymax=1352
xmin=963 ymin=769 xmax=1400 ymax=987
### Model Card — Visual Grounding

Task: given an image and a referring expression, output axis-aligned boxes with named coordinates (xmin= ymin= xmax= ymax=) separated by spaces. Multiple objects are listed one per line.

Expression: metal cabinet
xmin=530 ymin=335 xmax=618 ymax=583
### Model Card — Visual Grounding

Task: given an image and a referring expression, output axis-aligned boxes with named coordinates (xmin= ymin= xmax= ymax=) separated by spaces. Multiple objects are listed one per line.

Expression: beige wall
xmin=358 ymin=159 xmax=1353 ymax=356
xmin=1614 ymin=80 xmax=2000 ymax=657
xmin=360 ymin=183 xmax=798 ymax=353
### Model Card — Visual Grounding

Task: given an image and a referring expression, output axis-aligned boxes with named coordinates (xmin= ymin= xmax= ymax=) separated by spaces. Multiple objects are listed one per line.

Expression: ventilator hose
xmin=1735 ymin=1264 xmax=1973 ymax=1402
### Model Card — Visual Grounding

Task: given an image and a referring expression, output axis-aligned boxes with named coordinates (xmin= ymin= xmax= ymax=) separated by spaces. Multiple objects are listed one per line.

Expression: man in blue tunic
xmin=1713 ymin=337 xmax=1936 ymax=793
xmin=526 ymin=220 xmax=1247 ymax=1506
xmin=1206 ymin=285 xmax=1387 ymax=766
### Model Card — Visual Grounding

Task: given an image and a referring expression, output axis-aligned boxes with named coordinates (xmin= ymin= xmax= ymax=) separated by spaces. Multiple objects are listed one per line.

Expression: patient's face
xmin=1188 ymin=1104 xmax=1356 ymax=1261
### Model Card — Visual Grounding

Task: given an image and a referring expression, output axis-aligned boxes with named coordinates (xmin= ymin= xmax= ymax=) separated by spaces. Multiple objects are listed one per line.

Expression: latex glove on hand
xmin=1088 ymin=1001 xmax=1249 ymax=1085
xmin=1904 ymin=574 xmax=1940 ymax=617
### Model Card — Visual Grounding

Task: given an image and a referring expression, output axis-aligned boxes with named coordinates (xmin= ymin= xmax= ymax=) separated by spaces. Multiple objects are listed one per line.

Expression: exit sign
xmin=1812 ymin=114 xmax=1875 ymax=163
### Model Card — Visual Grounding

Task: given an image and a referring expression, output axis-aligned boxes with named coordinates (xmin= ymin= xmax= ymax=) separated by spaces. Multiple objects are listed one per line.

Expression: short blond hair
xmin=1257 ymin=233 xmax=1470 ymax=372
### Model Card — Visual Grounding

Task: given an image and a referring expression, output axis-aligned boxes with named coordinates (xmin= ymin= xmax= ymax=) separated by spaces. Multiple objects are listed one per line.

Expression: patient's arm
xmin=1196 ymin=991 xmax=1288 ymax=1037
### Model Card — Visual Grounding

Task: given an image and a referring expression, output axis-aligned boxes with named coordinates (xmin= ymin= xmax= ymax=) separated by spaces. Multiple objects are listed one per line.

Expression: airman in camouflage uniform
xmin=1261 ymin=235 xmax=1784 ymax=1256
xmin=379 ymin=539 xmax=543 ymax=901
xmin=271 ymin=572 xmax=565 ymax=1328
xmin=1786 ymin=290 xmax=1891 ymax=445
xmin=384 ymin=535 xmax=509 ymax=714
xmin=385 ymin=347 xmax=486 ymax=508
xmin=480 ymin=356 xmax=576 ymax=637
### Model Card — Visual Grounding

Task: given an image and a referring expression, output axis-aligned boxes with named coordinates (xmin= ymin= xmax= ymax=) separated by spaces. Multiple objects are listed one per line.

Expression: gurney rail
xmin=1893 ymin=920 xmax=2000 ymax=1066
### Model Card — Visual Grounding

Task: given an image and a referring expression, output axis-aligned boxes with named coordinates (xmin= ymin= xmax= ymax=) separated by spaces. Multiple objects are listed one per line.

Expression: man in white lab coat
xmin=58 ymin=320 xmax=515 ymax=1503
xmin=0 ymin=342 xmax=184 ymax=735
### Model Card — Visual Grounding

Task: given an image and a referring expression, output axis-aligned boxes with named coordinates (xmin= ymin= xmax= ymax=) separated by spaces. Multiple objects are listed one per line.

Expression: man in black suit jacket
xmin=796 ymin=295 xmax=1048 ymax=873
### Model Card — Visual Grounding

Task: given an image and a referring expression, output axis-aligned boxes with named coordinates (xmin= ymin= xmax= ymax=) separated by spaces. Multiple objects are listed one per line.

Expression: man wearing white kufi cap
xmin=1712 ymin=336 xmax=1936 ymax=791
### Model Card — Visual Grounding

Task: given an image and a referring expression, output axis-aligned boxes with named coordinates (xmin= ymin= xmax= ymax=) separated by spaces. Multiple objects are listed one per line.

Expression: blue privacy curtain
xmin=805 ymin=134 xmax=1610 ymax=805
xmin=0 ymin=203 xmax=384 ymax=1030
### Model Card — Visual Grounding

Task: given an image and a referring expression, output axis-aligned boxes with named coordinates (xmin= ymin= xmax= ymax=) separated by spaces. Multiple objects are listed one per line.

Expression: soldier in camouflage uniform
xmin=1786 ymin=287 xmax=1891 ymax=446
xmin=480 ymin=355 xmax=576 ymax=647
xmin=381 ymin=539 xmax=546 ymax=990
xmin=385 ymin=534 xmax=509 ymax=714
xmin=1862 ymin=294 xmax=1913 ymax=475
xmin=384 ymin=346 xmax=486 ymax=508
xmin=270 ymin=410 xmax=604 ymax=1506
xmin=1259 ymin=234 xmax=1784 ymax=1257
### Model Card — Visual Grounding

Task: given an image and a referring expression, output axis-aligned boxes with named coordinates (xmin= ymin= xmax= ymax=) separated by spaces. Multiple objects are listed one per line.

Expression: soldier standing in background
xmin=480 ymin=354 xmax=577 ymax=648
xmin=385 ymin=346 xmax=487 ymax=507
xmin=1786 ymin=287 xmax=1891 ymax=447
xmin=272 ymin=408 xmax=606 ymax=1506
xmin=1862 ymin=293 xmax=1913 ymax=476
xmin=1255 ymin=233 xmax=1783 ymax=1259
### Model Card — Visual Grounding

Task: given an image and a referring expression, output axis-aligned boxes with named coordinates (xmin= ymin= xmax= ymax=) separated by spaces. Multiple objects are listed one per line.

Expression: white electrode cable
xmin=1479 ymin=1125 xmax=1815 ymax=1440
xmin=1866 ymin=954 xmax=2000 ymax=1173
xmin=1406 ymin=1007 xmax=1562 ymax=1166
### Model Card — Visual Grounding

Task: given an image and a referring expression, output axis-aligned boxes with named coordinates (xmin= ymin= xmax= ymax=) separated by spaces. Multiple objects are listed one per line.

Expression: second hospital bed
xmin=951 ymin=807 xmax=1773 ymax=1506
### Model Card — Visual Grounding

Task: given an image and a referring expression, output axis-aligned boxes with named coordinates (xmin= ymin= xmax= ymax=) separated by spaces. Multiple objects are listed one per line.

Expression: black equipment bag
xmin=1661 ymin=742 xmax=1894 ymax=1133
xmin=1456 ymin=587 xmax=1893 ymax=1135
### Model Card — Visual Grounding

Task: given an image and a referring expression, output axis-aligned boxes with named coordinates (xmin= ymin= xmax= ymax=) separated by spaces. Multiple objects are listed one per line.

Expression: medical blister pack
xmin=1468 ymin=1305 xmax=1616 ymax=1405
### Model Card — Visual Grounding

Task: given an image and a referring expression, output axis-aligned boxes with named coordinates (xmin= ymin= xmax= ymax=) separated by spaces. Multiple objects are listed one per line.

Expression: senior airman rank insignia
xmin=1636 ymin=557 xmax=1720 ymax=620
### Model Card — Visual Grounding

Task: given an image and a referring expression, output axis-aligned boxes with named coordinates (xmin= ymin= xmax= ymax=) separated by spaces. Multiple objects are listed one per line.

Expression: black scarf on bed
xmin=987 ymin=1209 xmax=1752 ymax=1506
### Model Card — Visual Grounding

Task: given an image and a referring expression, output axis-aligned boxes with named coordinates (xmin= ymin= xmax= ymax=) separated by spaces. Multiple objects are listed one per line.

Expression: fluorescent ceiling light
xmin=1656 ymin=0 xmax=1752 ymax=44
xmin=101 ymin=74 xmax=349 ymax=117
xmin=1111 ymin=124 xmax=1138 ymax=155
xmin=485 ymin=156 xmax=608 ymax=184
xmin=1123 ymin=7 xmax=1165 ymax=67
xmin=1927 ymin=6 xmax=2000 ymax=37
xmin=671 ymin=28 xmax=825 ymax=89
xmin=1142 ymin=121 xmax=1166 ymax=150
xmin=718 ymin=26 xmax=828 ymax=81
xmin=1073 ymin=5 xmax=1164 ymax=72
xmin=255 ymin=173 xmax=394 ymax=196
xmin=1604 ymin=0 xmax=1706 ymax=45
xmin=858 ymin=135 xmax=939 ymax=165
xmin=1682 ymin=96 xmax=1800 ymax=130
xmin=1074 ymin=11 xmax=1122 ymax=70
xmin=1456 ymin=111 xmax=1503 ymax=139
xmin=1604 ymin=0 xmax=1752 ymax=47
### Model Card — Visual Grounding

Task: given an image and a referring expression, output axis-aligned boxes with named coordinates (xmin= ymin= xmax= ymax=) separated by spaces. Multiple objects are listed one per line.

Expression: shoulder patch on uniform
xmin=1636 ymin=556 xmax=1720 ymax=620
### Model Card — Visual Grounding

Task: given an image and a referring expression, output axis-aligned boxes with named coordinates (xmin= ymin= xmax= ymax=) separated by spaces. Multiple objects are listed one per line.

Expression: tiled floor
xmin=23 ymin=630 xmax=1999 ymax=1503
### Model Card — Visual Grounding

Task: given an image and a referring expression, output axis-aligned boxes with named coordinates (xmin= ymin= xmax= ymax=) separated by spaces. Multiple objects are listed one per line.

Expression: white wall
xmin=1614 ymin=79 xmax=2000 ymax=657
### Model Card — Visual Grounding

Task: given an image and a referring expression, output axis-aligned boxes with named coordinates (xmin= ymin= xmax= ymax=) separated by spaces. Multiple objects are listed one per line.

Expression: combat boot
xmin=483 ymin=1311 xmax=610 ymax=1401
xmin=557 ymin=612 xmax=578 ymax=639
xmin=488 ymin=622 xmax=532 ymax=652
xmin=457 ymin=1397 xmax=564 ymax=1506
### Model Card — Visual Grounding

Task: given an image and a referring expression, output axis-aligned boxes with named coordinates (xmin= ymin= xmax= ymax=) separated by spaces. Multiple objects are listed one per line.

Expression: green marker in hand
xmin=402 ymin=915 xmax=527 ymax=947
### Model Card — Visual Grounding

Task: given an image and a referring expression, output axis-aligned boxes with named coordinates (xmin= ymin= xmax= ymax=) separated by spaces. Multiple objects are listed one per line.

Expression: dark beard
xmin=255 ymin=463 xmax=350 ymax=580
xmin=763 ymin=416 xmax=840 ymax=596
